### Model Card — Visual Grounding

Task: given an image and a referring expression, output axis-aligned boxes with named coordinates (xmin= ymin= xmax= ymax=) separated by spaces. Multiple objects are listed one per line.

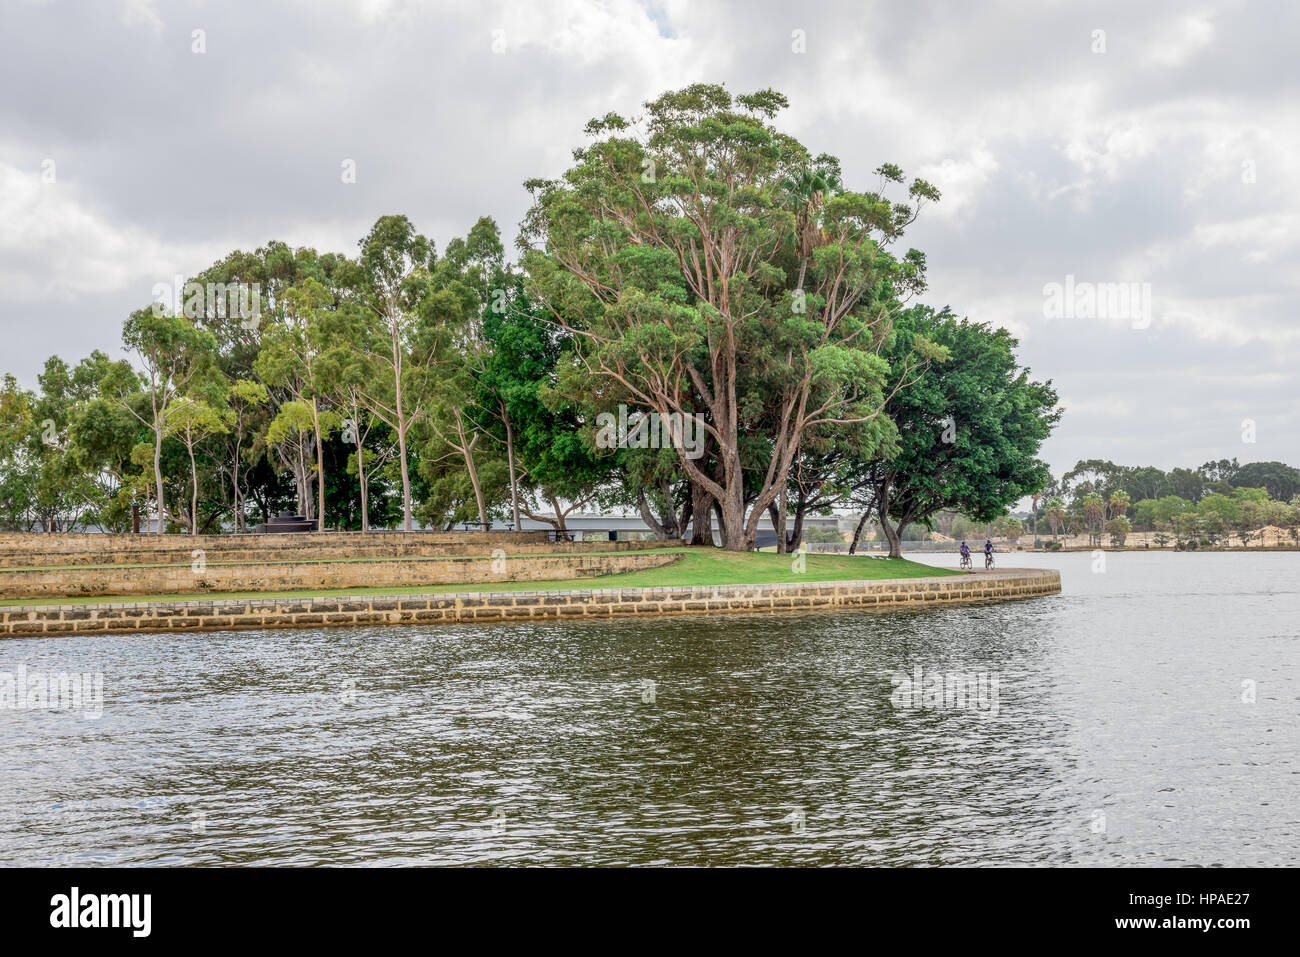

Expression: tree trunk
xmin=188 ymin=438 xmax=199 ymax=535
xmin=659 ymin=479 xmax=681 ymax=538
xmin=293 ymin=444 xmax=309 ymax=518
xmin=228 ymin=445 xmax=242 ymax=533
xmin=877 ymin=479 xmax=904 ymax=559
xmin=713 ymin=496 xmax=736 ymax=549
xmin=786 ymin=502 xmax=807 ymax=553
xmin=849 ymin=509 xmax=871 ymax=554
xmin=314 ymin=398 xmax=325 ymax=532
xmin=719 ymin=488 xmax=750 ymax=551
xmin=358 ymin=448 xmax=370 ymax=533
xmin=469 ymin=460 xmax=488 ymax=528
xmin=678 ymin=419 xmax=764 ymax=550
xmin=637 ymin=488 xmax=670 ymax=540
xmin=676 ymin=492 xmax=692 ymax=543
xmin=390 ymin=311 xmax=413 ymax=532
xmin=396 ymin=422 xmax=412 ymax=531
xmin=775 ymin=486 xmax=788 ymax=554
xmin=881 ymin=515 xmax=903 ymax=559
xmin=153 ymin=427 xmax=166 ymax=535
xmin=549 ymin=494 xmax=568 ymax=541
xmin=458 ymin=421 xmax=488 ymax=529
xmin=690 ymin=481 xmax=714 ymax=546
xmin=503 ymin=404 xmax=520 ymax=531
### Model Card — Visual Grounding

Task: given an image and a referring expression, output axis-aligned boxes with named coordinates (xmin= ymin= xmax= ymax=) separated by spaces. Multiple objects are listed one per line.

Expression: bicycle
xmin=959 ymin=553 xmax=972 ymax=570
xmin=984 ymin=551 xmax=995 ymax=570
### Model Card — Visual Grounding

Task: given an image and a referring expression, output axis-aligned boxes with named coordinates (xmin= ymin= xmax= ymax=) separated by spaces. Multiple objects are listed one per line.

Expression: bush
xmin=1105 ymin=516 xmax=1131 ymax=547
xmin=802 ymin=525 xmax=847 ymax=544
xmin=1044 ymin=541 xmax=1063 ymax=551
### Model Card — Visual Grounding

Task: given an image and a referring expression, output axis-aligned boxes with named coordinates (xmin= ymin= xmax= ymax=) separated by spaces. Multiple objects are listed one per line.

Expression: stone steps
xmin=0 ymin=536 xmax=667 ymax=569
xmin=0 ymin=549 xmax=681 ymax=600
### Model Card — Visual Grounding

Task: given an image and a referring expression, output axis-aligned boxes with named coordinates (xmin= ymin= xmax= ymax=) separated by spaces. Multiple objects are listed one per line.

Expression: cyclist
xmin=983 ymin=539 xmax=994 ymax=569
xmin=959 ymin=541 xmax=971 ymax=569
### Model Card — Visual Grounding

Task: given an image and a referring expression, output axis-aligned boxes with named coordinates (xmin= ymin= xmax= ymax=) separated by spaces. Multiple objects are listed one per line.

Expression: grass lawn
xmin=0 ymin=548 xmax=958 ymax=606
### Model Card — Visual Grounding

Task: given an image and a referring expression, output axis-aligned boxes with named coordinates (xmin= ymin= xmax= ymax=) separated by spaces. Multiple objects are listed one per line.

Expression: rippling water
xmin=1 ymin=551 xmax=1296 ymax=866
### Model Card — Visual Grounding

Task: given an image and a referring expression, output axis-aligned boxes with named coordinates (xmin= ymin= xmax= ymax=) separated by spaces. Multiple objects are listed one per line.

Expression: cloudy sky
xmin=1 ymin=0 xmax=1295 ymax=479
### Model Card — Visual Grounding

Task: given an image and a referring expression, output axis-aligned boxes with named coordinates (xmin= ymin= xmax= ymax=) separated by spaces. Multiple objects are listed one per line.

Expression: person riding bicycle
xmin=984 ymin=539 xmax=994 ymax=567
xmin=959 ymin=541 xmax=971 ymax=567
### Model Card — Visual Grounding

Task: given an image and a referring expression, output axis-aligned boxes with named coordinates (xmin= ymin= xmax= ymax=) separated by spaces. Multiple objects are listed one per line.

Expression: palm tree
xmin=1045 ymin=497 xmax=1067 ymax=540
xmin=1108 ymin=490 xmax=1131 ymax=521
xmin=779 ymin=160 xmax=842 ymax=291
xmin=1082 ymin=493 xmax=1106 ymax=546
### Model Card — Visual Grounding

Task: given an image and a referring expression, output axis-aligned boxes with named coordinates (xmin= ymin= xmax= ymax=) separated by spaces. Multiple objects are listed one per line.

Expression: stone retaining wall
xmin=0 ymin=550 xmax=680 ymax=600
xmin=0 ymin=529 xmax=552 ymax=566
xmin=0 ymin=529 xmax=548 ymax=547
xmin=0 ymin=535 xmax=668 ymax=570
xmin=0 ymin=569 xmax=1060 ymax=638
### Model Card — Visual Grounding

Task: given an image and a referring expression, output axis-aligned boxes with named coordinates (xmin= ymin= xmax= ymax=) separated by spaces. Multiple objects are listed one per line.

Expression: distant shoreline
xmin=1022 ymin=544 xmax=1300 ymax=553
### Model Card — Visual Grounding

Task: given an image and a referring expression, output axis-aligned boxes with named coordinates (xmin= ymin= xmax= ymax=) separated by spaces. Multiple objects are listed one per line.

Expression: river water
xmin=1 ymin=551 xmax=1296 ymax=866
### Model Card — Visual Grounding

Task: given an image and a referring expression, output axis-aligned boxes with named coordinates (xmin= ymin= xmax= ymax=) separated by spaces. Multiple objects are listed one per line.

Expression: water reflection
xmin=1 ymin=552 xmax=1296 ymax=865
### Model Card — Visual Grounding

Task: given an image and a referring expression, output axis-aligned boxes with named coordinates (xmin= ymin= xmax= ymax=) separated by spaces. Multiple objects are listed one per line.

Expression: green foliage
xmin=1105 ymin=515 xmax=1131 ymax=546
xmin=1231 ymin=461 xmax=1300 ymax=501
xmin=853 ymin=305 xmax=1059 ymax=553
xmin=1196 ymin=493 xmax=1242 ymax=525
xmin=522 ymin=82 xmax=941 ymax=549
xmin=802 ymin=524 xmax=846 ymax=544
xmin=0 ymin=86 xmax=1081 ymax=545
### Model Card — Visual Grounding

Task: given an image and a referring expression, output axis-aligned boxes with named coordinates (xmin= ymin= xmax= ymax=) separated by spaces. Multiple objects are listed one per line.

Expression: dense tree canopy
xmin=848 ymin=306 xmax=1059 ymax=557
xmin=520 ymin=83 xmax=938 ymax=549
xmin=0 ymin=84 xmax=1076 ymax=548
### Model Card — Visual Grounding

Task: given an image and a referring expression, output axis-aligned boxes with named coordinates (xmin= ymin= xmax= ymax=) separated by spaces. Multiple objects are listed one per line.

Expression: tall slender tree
xmin=256 ymin=278 xmax=342 ymax=531
xmin=343 ymin=216 xmax=438 ymax=531
xmin=116 ymin=310 xmax=217 ymax=533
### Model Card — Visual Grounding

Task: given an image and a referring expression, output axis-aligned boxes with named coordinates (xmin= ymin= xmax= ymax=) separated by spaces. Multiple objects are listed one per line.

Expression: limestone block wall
xmin=0 ymin=550 xmax=681 ymax=600
xmin=0 ymin=569 xmax=1061 ymax=638
xmin=0 ymin=530 xmax=555 ymax=567
xmin=0 ymin=535 xmax=669 ymax=569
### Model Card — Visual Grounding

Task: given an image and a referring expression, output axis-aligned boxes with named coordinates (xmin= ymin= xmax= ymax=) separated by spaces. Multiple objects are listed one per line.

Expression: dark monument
xmin=252 ymin=512 xmax=316 ymax=534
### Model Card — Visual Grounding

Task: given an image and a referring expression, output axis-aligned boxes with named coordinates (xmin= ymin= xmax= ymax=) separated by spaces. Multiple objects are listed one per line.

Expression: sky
xmin=1 ymin=0 xmax=1296 ymax=480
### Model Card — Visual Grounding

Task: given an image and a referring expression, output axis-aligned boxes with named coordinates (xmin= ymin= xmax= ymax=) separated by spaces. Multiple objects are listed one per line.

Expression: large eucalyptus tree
xmin=522 ymin=83 xmax=939 ymax=549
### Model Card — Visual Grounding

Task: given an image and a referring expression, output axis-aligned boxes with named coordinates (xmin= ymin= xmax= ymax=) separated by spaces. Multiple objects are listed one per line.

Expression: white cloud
xmin=119 ymin=0 xmax=164 ymax=33
xmin=916 ymin=147 xmax=1000 ymax=222
xmin=0 ymin=0 xmax=1296 ymax=476
xmin=0 ymin=162 xmax=243 ymax=304
xmin=1143 ymin=11 xmax=1215 ymax=68
xmin=1192 ymin=213 xmax=1297 ymax=262
xmin=1060 ymin=394 xmax=1138 ymax=418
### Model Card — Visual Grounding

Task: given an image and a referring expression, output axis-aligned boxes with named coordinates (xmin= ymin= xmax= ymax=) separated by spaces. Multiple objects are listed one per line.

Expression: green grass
xmin=0 ymin=548 xmax=957 ymax=607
